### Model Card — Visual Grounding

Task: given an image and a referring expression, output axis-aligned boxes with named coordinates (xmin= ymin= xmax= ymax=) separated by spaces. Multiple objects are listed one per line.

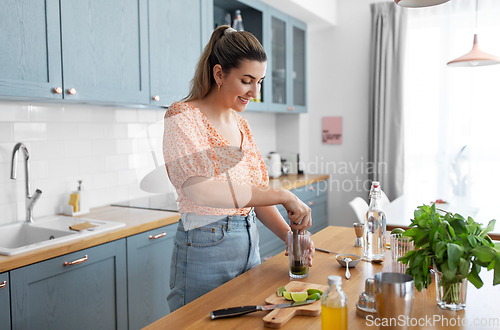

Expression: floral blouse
xmin=163 ymin=101 xmax=269 ymax=215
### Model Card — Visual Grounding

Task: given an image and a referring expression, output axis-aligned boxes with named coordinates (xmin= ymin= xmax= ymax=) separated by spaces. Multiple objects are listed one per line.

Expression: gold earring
xmin=217 ymin=83 xmax=221 ymax=91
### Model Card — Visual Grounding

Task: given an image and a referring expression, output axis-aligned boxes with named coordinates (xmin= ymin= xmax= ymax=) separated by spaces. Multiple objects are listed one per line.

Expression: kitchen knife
xmin=210 ymin=299 xmax=317 ymax=319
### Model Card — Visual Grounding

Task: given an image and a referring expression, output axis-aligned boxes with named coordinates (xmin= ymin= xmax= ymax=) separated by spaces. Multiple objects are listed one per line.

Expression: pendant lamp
xmin=394 ymin=0 xmax=450 ymax=8
xmin=447 ymin=0 xmax=500 ymax=67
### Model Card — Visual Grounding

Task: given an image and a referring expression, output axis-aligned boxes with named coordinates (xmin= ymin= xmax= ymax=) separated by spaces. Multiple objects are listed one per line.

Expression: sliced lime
xmin=283 ymin=291 xmax=293 ymax=301
xmin=306 ymin=288 xmax=323 ymax=296
xmin=277 ymin=286 xmax=287 ymax=297
xmin=306 ymin=293 xmax=321 ymax=301
xmin=291 ymin=292 xmax=308 ymax=302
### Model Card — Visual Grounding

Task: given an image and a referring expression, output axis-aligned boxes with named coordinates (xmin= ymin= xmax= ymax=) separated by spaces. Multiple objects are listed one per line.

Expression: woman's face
xmin=218 ymin=60 xmax=267 ymax=112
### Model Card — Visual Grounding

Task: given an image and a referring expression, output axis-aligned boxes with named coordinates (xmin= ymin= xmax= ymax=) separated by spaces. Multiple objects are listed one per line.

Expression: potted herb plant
xmin=398 ymin=204 xmax=500 ymax=310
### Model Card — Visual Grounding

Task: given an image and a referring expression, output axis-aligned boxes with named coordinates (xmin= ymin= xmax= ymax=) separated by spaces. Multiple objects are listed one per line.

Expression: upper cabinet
xmin=268 ymin=8 xmax=307 ymax=113
xmin=210 ymin=0 xmax=307 ymax=113
xmin=0 ymin=0 xmax=63 ymax=100
xmin=0 ymin=0 xmax=303 ymax=111
xmin=148 ymin=0 xmax=202 ymax=106
xmin=59 ymin=0 xmax=149 ymax=104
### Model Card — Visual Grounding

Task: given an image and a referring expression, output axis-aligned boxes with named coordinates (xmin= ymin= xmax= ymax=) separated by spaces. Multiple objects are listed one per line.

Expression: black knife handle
xmin=210 ymin=305 xmax=262 ymax=319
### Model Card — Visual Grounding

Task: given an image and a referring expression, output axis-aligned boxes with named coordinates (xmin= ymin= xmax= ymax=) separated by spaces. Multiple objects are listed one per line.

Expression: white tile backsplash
xmin=0 ymin=100 xmax=167 ymax=225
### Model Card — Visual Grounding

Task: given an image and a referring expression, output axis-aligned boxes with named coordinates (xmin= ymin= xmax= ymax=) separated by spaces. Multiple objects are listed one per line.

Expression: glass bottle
xmin=232 ymin=10 xmax=244 ymax=31
xmin=321 ymin=275 xmax=348 ymax=330
xmin=363 ymin=181 xmax=386 ymax=261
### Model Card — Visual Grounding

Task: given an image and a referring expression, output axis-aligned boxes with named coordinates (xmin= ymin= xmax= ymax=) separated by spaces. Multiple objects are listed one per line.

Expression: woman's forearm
xmin=182 ymin=176 xmax=292 ymax=209
xmin=254 ymin=206 xmax=291 ymax=242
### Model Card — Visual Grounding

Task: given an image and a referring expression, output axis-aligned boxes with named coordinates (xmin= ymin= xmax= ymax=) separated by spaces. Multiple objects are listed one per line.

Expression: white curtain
xmin=403 ymin=0 xmax=500 ymax=221
xmin=369 ymin=2 xmax=407 ymax=201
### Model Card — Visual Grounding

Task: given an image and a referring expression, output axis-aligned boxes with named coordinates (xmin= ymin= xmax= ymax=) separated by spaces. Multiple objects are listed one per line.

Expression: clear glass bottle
xmin=363 ymin=181 xmax=386 ymax=261
xmin=321 ymin=275 xmax=348 ymax=330
xmin=232 ymin=10 xmax=244 ymax=31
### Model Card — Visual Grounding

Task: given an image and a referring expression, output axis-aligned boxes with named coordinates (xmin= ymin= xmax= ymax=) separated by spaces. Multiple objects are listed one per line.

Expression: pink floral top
xmin=163 ymin=101 xmax=269 ymax=215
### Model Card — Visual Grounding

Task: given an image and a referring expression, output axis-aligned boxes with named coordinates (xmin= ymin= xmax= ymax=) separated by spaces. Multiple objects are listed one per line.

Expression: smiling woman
xmin=163 ymin=25 xmax=315 ymax=312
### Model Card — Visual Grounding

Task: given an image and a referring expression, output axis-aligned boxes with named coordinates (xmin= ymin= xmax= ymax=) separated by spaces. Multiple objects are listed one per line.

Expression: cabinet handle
xmin=63 ymin=255 xmax=88 ymax=266
xmin=149 ymin=232 xmax=166 ymax=240
xmin=0 ymin=281 xmax=6 ymax=289
xmin=53 ymin=87 xmax=63 ymax=94
xmin=308 ymin=201 xmax=316 ymax=206
xmin=287 ymin=107 xmax=295 ymax=111
xmin=308 ymin=186 xmax=316 ymax=191
xmin=152 ymin=95 xmax=160 ymax=102
xmin=67 ymin=88 xmax=77 ymax=95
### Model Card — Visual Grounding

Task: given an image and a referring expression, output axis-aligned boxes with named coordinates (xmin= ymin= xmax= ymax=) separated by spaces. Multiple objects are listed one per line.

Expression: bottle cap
xmin=328 ymin=275 xmax=342 ymax=286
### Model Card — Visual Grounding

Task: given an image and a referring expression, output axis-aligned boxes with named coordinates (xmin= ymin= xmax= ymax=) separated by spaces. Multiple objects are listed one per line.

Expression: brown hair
xmin=183 ymin=26 xmax=267 ymax=102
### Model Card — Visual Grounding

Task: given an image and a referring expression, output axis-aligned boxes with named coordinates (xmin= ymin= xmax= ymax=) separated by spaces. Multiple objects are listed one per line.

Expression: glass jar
xmin=433 ymin=267 xmax=468 ymax=310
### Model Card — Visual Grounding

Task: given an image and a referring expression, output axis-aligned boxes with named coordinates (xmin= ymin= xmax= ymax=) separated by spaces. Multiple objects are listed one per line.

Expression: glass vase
xmin=433 ymin=267 xmax=468 ymax=311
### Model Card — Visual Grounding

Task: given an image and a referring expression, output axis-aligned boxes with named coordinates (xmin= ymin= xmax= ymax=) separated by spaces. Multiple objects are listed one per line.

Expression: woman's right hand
xmin=281 ymin=190 xmax=312 ymax=233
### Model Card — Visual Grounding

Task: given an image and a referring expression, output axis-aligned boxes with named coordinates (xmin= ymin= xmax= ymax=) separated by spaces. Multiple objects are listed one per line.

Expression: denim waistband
xmin=180 ymin=209 xmax=255 ymax=231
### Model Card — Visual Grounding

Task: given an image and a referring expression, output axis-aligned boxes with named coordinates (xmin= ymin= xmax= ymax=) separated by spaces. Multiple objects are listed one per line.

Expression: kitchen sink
xmin=0 ymin=215 xmax=125 ymax=256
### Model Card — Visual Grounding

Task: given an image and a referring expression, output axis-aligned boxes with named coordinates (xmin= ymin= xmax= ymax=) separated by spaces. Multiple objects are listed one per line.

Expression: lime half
xmin=277 ymin=286 xmax=287 ymax=297
xmin=291 ymin=292 xmax=308 ymax=302
xmin=306 ymin=293 xmax=321 ymax=301
xmin=306 ymin=289 xmax=323 ymax=296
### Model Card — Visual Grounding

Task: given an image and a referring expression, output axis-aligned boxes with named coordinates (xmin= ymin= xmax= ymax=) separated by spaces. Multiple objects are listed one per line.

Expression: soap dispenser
xmin=77 ymin=180 xmax=89 ymax=214
xmin=65 ymin=180 xmax=90 ymax=216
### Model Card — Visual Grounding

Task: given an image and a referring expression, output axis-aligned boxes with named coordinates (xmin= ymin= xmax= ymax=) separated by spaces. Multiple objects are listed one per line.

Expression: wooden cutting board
xmin=263 ymin=281 xmax=328 ymax=328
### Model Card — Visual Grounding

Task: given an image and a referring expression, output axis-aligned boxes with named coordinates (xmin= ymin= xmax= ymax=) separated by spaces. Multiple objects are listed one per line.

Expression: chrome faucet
xmin=10 ymin=142 xmax=42 ymax=223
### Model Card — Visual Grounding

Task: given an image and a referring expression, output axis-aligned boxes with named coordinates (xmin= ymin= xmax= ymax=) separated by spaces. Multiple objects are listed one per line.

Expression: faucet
xmin=10 ymin=142 xmax=42 ymax=223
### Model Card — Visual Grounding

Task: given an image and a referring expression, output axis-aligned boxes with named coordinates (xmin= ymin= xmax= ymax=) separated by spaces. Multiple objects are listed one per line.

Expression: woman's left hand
xmin=285 ymin=239 xmax=315 ymax=267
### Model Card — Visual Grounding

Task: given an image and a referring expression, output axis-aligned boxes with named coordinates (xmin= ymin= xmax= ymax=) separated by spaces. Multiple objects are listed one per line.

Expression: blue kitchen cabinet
xmin=148 ymin=0 xmax=203 ymax=106
xmin=127 ymin=224 xmax=176 ymax=330
xmin=257 ymin=180 xmax=328 ymax=261
xmin=268 ymin=7 xmax=307 ymax=113
xmin=0 ymin=272 xmax=10 ymax=330
xmin=59 ymin=0 xmax=150 ymax=104
xmin=0 ymin=0 xmax=63 ymax=100
xmin=10 ymin=239 xmax=127 ymax=330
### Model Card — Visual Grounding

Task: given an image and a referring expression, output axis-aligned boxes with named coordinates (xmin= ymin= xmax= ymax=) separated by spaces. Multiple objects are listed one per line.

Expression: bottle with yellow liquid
xmin=321 ymin=275 xmax=348 ymax=330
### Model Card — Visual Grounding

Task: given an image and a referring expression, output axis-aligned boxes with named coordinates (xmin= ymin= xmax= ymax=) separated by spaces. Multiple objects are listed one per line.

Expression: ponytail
xmin=184 ymin=25 xmax=266 ymax=102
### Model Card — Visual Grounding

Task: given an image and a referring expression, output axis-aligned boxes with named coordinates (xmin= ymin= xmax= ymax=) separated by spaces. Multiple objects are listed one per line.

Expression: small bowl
xmin=336 ymin=254 xmax=361 ymax=268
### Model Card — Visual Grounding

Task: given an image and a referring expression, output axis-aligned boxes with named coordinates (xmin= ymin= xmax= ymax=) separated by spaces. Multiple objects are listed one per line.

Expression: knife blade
xmin=210 ymin=299 xmax=317 ymax=319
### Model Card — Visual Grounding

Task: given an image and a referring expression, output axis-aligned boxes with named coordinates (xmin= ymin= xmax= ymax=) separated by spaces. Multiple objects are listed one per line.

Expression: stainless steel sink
xmin=0 ymin=215 xmax=125 ymax=256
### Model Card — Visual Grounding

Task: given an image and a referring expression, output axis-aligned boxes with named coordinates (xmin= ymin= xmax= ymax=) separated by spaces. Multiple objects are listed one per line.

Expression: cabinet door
xmin=268 ymin=7 xmax=289 ymax=112
xmin=0 ymin=272 xmax=10 ymax=330
xmin=59 ymin=0 xmax=149 ymax=104
xmin=0 ymin=0 xmax=63 ymax=99
xmin=127 ymin=224 xmax=176 ymax=330
xmin=289 ymin=17 xmax=307 ymax=113
xmin=10 ymin=239 xmax=127 ymax=330
xmin=149 ymin=0 xmax=202 ymax=106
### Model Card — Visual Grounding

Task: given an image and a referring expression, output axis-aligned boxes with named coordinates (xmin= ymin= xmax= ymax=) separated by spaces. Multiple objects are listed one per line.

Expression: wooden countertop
xmin=0 ymin=174 xmax=329 ymax=273
xmin=146 ymin=226 xmax=499 ymax=330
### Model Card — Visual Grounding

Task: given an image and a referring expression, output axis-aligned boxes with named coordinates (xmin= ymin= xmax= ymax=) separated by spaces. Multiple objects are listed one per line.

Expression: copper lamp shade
xmin=394 ymin=0 xmax=450 ymax=8
xmin=447 ymin=34 xmax=500 ymax=67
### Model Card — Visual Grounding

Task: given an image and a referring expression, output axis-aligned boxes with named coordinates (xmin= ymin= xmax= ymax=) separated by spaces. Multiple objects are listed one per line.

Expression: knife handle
xmin=210 ymin=305 xmax=262 ymax=319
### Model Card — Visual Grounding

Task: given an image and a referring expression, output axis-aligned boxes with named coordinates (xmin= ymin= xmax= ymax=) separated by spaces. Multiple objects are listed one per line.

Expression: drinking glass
xmin=390 ymin=233 xmax=414 ymax=274
xmin=287 ymin=230 xmax=310 ymax=278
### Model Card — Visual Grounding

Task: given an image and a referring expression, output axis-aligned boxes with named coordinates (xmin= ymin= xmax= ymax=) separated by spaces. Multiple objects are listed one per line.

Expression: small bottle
xmin=363 ymin=181 xmax=386 ymax=261
xmin=232 ymin=10 xmax=244 ymax=31
xmin=321 ymin=275 xmax=348 ymax=330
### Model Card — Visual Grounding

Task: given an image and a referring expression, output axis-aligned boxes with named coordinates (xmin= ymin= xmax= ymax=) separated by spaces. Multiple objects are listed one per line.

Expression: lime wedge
xmin=291 ymin=292 xmax=308 ymax=302
xmin=277 ymin=286 xmax=287 ymax=297
xmin=306 ymin=289 xmax=323 ymax=296
xmin=283 ymin=291 xmax=293 ymax=301
xmin=306 ymin=293 xmax=321 ymax=301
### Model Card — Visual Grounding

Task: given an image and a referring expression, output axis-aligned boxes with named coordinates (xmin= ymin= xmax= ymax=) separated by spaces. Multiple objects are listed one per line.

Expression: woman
xmin=163 ymin=25 xmax=315 ymax=312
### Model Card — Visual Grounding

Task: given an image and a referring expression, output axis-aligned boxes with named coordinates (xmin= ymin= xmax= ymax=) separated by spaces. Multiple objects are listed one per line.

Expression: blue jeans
xmin=167 ymin=210 xmax=261 ymax=312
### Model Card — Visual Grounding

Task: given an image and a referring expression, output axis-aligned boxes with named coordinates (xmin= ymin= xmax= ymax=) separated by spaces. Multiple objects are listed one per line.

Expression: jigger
xmin=354 ymin=222 xmax=364 ymax=247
